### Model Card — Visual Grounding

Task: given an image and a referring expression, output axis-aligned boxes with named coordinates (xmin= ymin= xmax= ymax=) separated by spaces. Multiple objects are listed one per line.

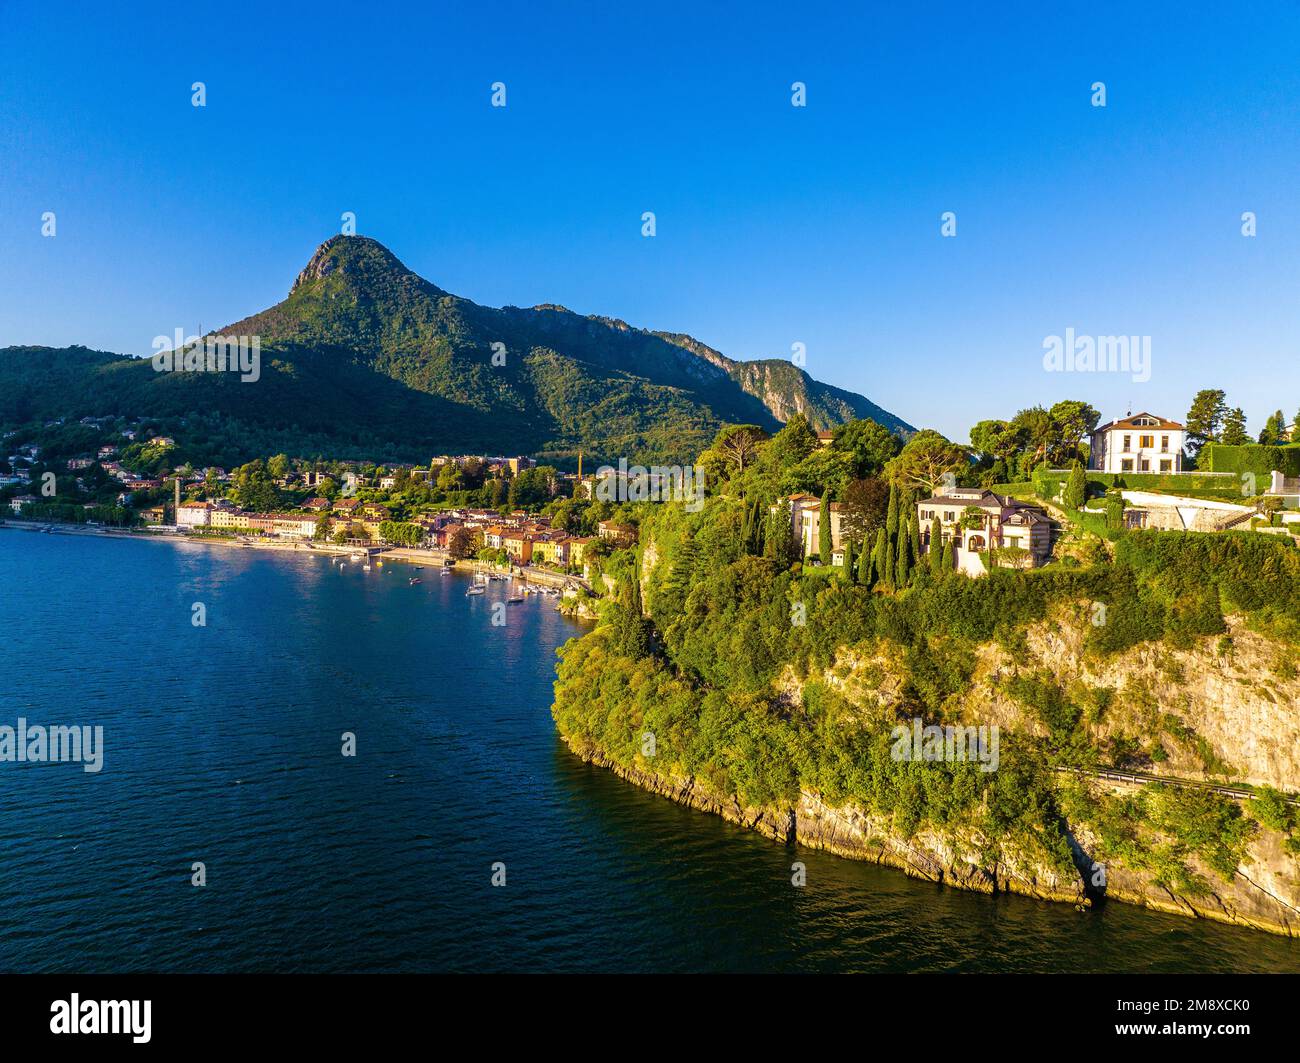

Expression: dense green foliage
xmin=551 ymin=422 xmax=1300 ymax=895
xmin=1199 ymin=442 xmax=1300 ymax=479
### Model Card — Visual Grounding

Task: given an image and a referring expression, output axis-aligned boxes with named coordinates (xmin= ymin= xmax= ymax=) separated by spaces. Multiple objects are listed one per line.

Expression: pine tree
xmin=818 ymin=494 xmax=833 ymax=566
xmin=1221 ymin=408 xmax=1250 ymax=447
xmin=929 ymin=517 xmax=944 ymax=575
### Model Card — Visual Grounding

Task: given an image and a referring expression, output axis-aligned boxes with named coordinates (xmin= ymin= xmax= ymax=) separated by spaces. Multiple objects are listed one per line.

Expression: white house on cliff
xmin=1088 ymin=412 xmax=1185 ymax=474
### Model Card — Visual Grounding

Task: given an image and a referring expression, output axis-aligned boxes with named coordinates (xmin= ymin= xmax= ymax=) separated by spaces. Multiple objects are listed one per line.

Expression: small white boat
xmin=465 ymin=585 xmax=485 ymax=596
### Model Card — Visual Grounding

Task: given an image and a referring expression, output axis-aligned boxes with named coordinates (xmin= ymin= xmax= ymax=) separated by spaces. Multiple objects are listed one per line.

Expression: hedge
xmin=1199 ymin=443 xmax=1300 ymax=480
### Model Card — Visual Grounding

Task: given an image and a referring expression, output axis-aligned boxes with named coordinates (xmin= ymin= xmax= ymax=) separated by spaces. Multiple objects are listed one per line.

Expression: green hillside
xmin=0 ymin=236 xmax=914 ymax=466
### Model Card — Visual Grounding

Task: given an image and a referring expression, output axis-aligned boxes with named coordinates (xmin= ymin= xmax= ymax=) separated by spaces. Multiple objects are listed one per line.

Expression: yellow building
xmin=210 ymin=510 xmax=251 ymax=531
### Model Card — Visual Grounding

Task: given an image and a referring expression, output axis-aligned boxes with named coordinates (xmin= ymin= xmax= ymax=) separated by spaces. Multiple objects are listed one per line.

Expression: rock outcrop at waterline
xmin=561 ymin=741 xmax=1300 ymax=937
xmin=567 ymin=747 xmax=1089 ymax=907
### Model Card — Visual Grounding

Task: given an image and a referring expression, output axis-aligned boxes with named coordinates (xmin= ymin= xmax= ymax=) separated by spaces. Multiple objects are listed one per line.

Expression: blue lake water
xmin=0 ymin=528 xmax=1297 ymax=973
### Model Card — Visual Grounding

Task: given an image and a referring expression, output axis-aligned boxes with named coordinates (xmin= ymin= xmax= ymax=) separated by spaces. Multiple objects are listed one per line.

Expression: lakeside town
xmin=4 ymin=399 xmax=1300 ymax=588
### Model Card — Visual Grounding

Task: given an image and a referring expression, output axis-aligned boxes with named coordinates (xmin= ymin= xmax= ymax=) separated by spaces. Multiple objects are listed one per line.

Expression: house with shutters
xmin=1088 ymin=412 xmax=1185 ymax=474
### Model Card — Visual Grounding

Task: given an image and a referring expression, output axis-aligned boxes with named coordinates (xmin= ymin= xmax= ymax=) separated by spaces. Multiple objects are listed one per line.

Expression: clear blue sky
xmin=3 ymin=1 xmax=1298 ymax=441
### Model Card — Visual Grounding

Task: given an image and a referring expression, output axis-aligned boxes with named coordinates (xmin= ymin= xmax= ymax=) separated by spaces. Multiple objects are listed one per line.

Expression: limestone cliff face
xmin=562 ymin=606 xmax=1300 ymax=936
xmin=1072 ymin=821 xmax=1300 ymax=937
xmin=958 ymin=609 xmax=1300 ymax=792
xmin=818 ymin=609 xmax=1300 ymax=936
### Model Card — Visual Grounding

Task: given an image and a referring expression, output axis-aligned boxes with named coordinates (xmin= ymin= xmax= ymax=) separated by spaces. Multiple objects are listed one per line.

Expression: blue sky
xmin=2 ymin=1 xmax=1298 ymax=441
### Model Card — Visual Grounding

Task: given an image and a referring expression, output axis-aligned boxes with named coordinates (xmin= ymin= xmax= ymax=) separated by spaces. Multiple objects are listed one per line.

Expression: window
xmin=1122 ymin=459 xmax=1134 ymax=471
xmin=944 ymin=510 xmax=955 ymax=522
xmin=1160 ymin=435 xmax=1169 ymax=451
xmin=1122 ymin=434 xmax=1131 ymax=451
xmin=1139 ymin=458 xmax=1150 ymax=471
xmin=1139 ymin=434 xmax=1154 ymax=448
xmin=1160 ymin=459 xmax=1172 ymax=472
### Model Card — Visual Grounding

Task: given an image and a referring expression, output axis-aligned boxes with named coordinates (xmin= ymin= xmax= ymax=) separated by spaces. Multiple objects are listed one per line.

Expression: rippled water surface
xmin=1 ymin=529 xmax=1296 ymax=973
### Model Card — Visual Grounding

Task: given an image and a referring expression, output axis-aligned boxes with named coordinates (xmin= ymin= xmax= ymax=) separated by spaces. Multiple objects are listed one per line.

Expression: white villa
xmin=917 ymin=488 xmax=1053 ymax=576
xmin=1088 ymin=412 xmax=1185 ymax=474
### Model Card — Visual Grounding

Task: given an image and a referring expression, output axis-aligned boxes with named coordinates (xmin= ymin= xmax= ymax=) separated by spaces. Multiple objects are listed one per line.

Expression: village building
xmin=531 ymin=534 xmax=571 ymax=566
xmin=596 ymin=520 xmax=637 ymax=545
xmin=176 ymin=501 xmax=212 ymax=528
xmin=501 ymin=530 xmax=534 ymax=564
xmin=210 ymin=509 xmax=251 ymax=531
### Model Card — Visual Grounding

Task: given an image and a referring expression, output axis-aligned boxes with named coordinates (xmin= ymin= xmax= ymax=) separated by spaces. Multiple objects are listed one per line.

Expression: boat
xmin=465 ymin=585 xmax=485 ymax=596
xmin=409 ymin=577 xmax=422 ymax=585
xmin=506 ymin=593 xmax=524 ymax=604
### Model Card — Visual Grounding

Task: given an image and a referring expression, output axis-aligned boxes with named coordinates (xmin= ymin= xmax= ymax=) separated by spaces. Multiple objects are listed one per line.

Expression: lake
xmin=0 ymin=529 xmax=1296 ymax=973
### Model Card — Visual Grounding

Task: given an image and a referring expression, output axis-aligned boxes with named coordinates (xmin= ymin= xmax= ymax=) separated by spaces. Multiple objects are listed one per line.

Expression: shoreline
xmin=0 ymin=517 xmax=592 ymax=595
xmin=561 ymin=741 xmax=1300 ymax=939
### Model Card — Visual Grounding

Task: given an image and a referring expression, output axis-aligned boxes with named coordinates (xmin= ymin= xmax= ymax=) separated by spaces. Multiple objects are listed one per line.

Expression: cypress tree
xmin=896 ymin=517 xmax=911 ymax=586
xmin=929 ymin=516 xmax=944 ymax=575
xmin=940 ymin=533 xmax=954 ymax=572
xmin=860 ymin=533 xmax=875 ymax=586
xmin=818 ymin=494 xmax=832 ymax=566
xmin=843 ymin=539 xmax=855 ymax=582
xmin=909 ymin=513 xmax=922 ymax=572
xmin=1064 ymin=460 xmax=1087 ymax=511
xmin=885 ymin=483 xmax=899 ymax=540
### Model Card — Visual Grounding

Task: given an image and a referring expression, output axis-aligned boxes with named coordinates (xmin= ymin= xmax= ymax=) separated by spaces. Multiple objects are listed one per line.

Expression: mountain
xmin=0 ymin=236 xmax=913 ymax=467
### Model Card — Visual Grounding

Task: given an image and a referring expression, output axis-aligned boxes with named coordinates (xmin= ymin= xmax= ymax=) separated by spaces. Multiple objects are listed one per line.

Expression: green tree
xmin=858 ymin=532 xmax=875 ymax=585
xmin=928 ymin=516 xmax=944 ymax=575
xmin=843 ymin=538 xmax=856 ymax=583
xmin=896 ymin=516 xmax=912 ymax=586
xmin=868 ymin=528 xmax=886 ymax=588
xmin=1063 ymin=460 xmax=1087 ymax=510
xmin=1221 ymin=407 xmax=1250 ymax=446
xmin=831 ymin=418 xmax=902 ymax=478
xmin=818 ymin=494 xmax=832 ymax=566
xmin=1048 ymin=401 xmax=1101 ymax=464
xmin=1185 ymin=389 xmax=1227 ymax=452
xmin=1259 ymin=409 xmax=1287 ymax=445
xmin=884 ymin=430 xmax=968 ymax=496
xmin=885 ymin=482 xmax=899 ymax=539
